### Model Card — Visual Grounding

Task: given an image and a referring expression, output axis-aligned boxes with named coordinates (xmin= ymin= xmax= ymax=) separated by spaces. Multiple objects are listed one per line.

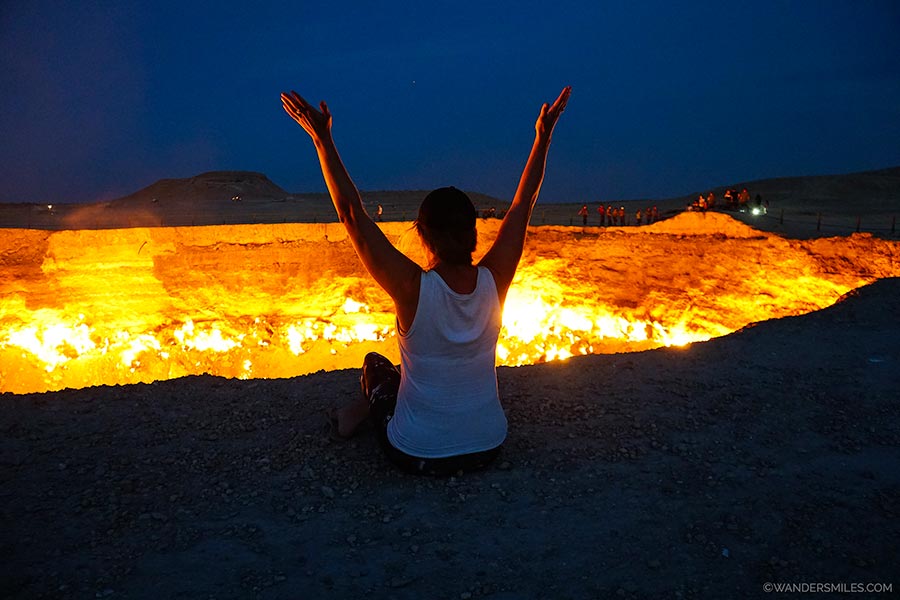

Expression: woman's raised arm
xmin=478 ymin=86 xmax=571 ymax=304
xmin=281 ymin=91 xmax=421 ymax=311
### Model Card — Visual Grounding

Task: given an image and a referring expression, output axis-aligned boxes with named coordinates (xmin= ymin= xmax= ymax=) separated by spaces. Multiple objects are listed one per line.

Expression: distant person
xmin=480 ymin=206 xmax=498 ymax=219
xmin=607 ymin=205 xmax=614 ymax=225
xmin=376 ymin=204 xmax=384 ymax=222
xmin=597 ymin=204 xmax=606 ymax=226
xmin=282 ymin=86 xmax=571 ymax=475
xmin=635 ymin=208 xmax=642 ymax=225
xmin=707 ymin=192 xmax=715 ymax=209
xmin=578 ymin=204 xmax=589 ymax=226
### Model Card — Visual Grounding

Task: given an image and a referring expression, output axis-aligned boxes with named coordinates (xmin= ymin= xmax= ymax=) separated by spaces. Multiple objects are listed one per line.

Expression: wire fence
xmin=734 ymin=208 xmax=898 ymax=237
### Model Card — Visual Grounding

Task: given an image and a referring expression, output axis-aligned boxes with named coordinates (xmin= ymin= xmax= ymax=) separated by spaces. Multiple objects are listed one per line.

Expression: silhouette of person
xmin=578 ymin=204 xmax=589 ymax=226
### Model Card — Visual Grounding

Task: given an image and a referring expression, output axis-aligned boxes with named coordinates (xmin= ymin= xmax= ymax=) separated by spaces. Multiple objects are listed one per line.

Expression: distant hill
xmin=2 ymin=167 xmax=897 ymax=230
xmin=0 ymin=172 xmax=510 ymax=229
xmin=111 ymin=172 xmax=504 ymax=209
xmin=667 ymin=166 xmax=900 ymax=214
xmin=110 ymin=171 xmax=289 ymax=206
xmin=473 ymin=165 xmax=900 ymax=230
xmin=21 ymin=171 xmax=297 ymax=229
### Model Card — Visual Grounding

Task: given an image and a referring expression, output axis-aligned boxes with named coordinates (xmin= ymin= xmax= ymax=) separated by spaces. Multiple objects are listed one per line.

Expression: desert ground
xmin=1 ymin=170 xmax=899 ymax=599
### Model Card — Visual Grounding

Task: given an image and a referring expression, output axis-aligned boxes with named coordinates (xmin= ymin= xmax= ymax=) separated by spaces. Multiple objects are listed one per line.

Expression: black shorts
xmin=362 ymin=352 xmax=501 ymax=476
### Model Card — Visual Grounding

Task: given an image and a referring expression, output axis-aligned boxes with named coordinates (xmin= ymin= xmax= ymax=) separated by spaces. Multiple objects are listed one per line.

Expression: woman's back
xmin=388 ymin=267 xmax=507 ymax=458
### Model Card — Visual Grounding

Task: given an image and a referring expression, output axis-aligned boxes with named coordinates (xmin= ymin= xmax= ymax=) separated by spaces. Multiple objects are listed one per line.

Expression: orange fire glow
xmin=2 ymin=213 xmax=898 ymax=394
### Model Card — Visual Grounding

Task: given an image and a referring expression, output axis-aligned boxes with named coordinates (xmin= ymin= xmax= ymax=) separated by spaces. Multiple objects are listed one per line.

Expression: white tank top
xmin=387 ymin=266 xmax=508 ymax=458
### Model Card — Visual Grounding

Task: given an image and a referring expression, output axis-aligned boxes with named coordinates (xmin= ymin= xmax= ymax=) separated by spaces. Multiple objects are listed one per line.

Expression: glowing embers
xmin=0 ymin=306 xmax=249 ymax=379
xmin=0 ymin=295 xmax=399 ymax=394
xmin=0 ymin=280 xmax=727 ymax=395
xmin=5 ymin=310 xmax=95 ymax=373
xmin=284 ymin=312 xmax=394 ymax=356
xmin=497 ymin=265 xmax=719 ymax=365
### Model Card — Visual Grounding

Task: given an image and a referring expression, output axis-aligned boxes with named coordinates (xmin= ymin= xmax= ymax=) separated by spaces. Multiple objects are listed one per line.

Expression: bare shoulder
xmin=394 ymin=268 xmax=422 ymax=334
xmin=477 ymin=258 xmax=513 ymax=306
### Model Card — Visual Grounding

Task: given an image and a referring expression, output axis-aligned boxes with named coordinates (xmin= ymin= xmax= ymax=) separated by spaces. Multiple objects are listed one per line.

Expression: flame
xmin=497 ymin=264 xmax=720 ymax=366
xmin=6 ymin=315 xmax=95 ymax=373
xmin=2 ymin=288 xmax=703 ymax=388
xmin=1 ymin=215 xmax=898 ymax=394
xmin=173 ymin=319 xmax=241 ymax=353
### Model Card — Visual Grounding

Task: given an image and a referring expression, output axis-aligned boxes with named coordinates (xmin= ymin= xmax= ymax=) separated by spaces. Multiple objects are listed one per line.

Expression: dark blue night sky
xmin=2 ymin=0 xmax=899 ymax=204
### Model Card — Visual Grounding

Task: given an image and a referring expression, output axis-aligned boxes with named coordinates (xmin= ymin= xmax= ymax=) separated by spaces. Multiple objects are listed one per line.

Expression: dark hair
xmin=415 ymin=187 xmax=477 ymax=266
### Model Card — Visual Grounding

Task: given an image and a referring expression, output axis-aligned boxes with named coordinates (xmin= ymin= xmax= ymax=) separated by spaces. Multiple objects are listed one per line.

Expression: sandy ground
xmin=2 ymin=181 xmax=899 ymax=598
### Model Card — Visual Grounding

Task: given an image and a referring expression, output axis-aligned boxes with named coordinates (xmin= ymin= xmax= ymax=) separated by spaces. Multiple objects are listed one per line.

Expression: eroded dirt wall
xmin=2 ymin=214 xmax=898 ymax=394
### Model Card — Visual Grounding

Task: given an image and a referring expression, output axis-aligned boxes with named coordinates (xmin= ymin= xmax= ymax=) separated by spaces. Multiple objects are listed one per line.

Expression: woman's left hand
xmin=281 ymin=91 xmax=332 ymax=142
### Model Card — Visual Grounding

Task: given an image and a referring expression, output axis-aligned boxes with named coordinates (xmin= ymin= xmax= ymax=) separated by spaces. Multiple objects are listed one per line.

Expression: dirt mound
xmin=51 ymin=172 xmax=293 ymax=229
xmin=641 ymin=211 xmax=767 ymax=237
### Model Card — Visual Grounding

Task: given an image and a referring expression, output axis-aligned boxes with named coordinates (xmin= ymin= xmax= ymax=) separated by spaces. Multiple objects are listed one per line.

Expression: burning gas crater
xmin=2 ymin=212 xmax=899 ymax=394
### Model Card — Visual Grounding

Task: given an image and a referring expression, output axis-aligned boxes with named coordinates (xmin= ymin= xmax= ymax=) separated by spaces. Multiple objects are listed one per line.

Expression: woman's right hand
xmin=281 ymin=91 xmax=333 ymax=143
xmin=535 ymin=86 xmax=571 ymax=140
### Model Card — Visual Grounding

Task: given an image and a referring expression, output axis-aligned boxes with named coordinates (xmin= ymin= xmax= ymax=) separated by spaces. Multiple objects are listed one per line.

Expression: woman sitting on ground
xmin=281 ymin=86 xmax=571 ymax=475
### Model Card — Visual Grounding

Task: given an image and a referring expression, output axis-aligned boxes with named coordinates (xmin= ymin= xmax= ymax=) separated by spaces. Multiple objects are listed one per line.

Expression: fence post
xmin=779 ymin=209 xmax=784 ymax=225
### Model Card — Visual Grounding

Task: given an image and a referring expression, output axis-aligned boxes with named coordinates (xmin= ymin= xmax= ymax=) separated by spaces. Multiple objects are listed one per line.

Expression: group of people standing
xmin=578 ymin=204 xmax=660 ymax=227
xmin=692 ymin=188 xmax=764 ymax=212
